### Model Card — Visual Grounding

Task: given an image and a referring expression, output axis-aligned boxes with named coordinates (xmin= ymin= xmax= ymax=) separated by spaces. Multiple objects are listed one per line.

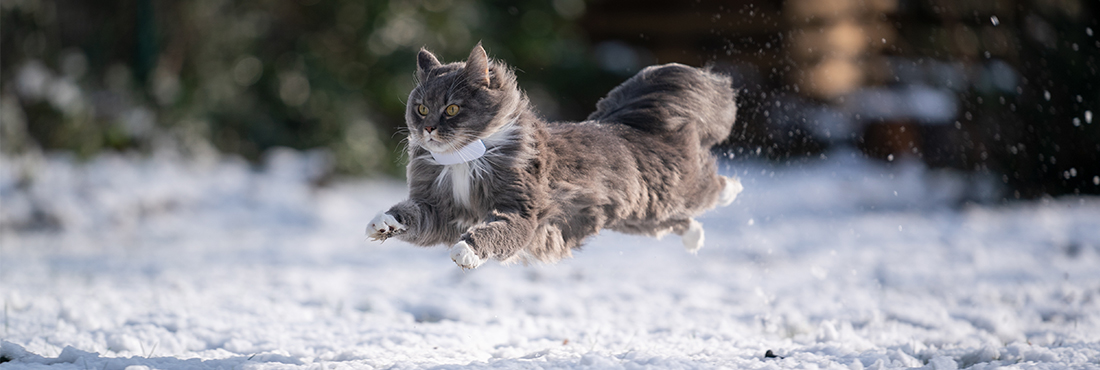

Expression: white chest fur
xmin=429 ymin=120 xmax=516 ymax=210
xmin=437 ymin=157 xmax=494 ymax=211
xmin=442 ymin=162 xmax=476 ymax=208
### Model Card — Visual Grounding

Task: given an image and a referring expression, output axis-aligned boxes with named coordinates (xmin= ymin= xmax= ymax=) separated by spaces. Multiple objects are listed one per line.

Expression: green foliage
xmin=0 ymin=0 xmax=606 ymax=177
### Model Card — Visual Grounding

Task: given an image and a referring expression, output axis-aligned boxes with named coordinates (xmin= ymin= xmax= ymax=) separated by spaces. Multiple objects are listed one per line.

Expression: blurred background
xmin=5 ymin=2 xmax=1100 ymax=365
xmin=1 ymin=0 xmax=1097 ymax=199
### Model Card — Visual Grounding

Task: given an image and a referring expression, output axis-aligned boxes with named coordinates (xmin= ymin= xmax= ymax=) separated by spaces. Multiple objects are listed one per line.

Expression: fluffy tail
xmin=586 ymin=64 xmax=737 ymax=148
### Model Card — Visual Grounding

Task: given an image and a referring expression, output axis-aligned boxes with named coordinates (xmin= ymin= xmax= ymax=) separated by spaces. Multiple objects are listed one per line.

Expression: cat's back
xmin=538 ymin=118 xmax=685 ymax=198
xmin=545 ymin=120 xmax=630 ymax=150
xmin=543 ymin=119 xmax=687 ymax=166
xmin=541 ymin=120 xmax=641 ymax=186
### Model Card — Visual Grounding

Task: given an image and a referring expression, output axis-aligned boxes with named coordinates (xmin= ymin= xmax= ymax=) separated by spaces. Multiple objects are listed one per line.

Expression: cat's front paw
xmin=450 ymin=241 xmax=483 ymax=269
xmin=367 ymin=212 xmax=406 ymax=242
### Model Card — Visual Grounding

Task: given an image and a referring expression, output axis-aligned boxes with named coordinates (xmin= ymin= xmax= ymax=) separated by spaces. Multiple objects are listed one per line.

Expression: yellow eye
xmin=416 ymin=104 xmax=429 ymax=116
xmin=445 ymin=104 xmax=460 ymax=116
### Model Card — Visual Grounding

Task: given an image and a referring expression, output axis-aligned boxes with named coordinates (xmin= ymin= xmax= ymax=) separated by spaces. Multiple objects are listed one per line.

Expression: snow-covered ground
xmin=2 ymin=149 xmax=1098 ymax=369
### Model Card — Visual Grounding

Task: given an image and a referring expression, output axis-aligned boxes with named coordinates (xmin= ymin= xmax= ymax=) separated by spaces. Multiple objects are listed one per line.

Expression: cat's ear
xmin=463 ymin=42 xmax=491 ymax=87
xmin=417 ymin=48 xmax=442 ymax=81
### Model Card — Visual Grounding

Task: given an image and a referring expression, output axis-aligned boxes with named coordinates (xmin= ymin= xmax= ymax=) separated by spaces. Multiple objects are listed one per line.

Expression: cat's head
xmin=406 ymin=43 xmax=523 ymax=154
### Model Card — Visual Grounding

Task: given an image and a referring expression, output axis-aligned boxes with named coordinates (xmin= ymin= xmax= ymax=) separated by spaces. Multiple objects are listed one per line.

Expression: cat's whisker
xmin=392 ymin=128 xmax=410 ymax=139
xmin=397 ymin=136 xmax=412 ymax=155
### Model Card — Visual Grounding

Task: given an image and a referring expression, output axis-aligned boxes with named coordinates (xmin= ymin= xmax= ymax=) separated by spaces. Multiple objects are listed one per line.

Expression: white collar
xmin=430 ymin=139 xmax=486 ymax=165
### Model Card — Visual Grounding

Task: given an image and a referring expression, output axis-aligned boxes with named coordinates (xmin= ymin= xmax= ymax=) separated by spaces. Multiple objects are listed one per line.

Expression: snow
xmin=2 ymin=149 xmax=1099 ymax=369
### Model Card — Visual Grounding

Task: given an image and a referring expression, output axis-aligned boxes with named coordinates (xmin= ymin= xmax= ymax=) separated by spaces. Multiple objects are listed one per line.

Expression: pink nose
xmin=424 ymin=126 xmax=435 ymax=133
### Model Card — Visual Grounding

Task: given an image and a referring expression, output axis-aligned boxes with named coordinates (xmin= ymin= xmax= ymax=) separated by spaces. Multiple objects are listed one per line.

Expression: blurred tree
xmin=982 ymin=1 xmax=1100 ymax=197
xmin=4 ymin=0 xmax=1096 ymax=198
xmin=1 ymin=0 xmax=609 ymax=177
xmin=887 ymin=0 xmax=1100 ymax=197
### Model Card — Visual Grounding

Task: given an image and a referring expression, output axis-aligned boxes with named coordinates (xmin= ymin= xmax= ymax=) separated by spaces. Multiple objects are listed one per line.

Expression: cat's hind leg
xmin=678 ymin=218 xmax=705 ymax=253
xmin=717 ymin=176 xmax=743 ymax=207
xmin=613 ymin=218 xmax=704 ymax=253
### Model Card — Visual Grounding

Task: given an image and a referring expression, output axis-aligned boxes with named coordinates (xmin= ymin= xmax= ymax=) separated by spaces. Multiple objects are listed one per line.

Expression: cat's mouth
xmin=419 ymin=135 xmax=455 ymax=153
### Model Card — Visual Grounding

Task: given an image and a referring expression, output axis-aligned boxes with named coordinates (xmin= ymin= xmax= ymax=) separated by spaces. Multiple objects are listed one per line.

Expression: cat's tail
xmin=586 ymin=63 xmax=737 ymax=148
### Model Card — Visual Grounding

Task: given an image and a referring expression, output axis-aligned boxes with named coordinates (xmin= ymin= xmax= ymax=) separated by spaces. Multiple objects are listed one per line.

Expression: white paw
xmin=450 ymin=240 xmax=483 ymax=269
xmin=682 ymin=219 xmax=704 ymax=253
xmin=367 ymin=212 xmax=406 ymax=242
xmin=717 ymin=176 xmax=743 ymax=207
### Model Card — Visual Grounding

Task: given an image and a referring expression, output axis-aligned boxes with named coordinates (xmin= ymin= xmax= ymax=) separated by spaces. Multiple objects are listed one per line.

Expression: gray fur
xmin=377 ymin=43 xmax=738 ymax=264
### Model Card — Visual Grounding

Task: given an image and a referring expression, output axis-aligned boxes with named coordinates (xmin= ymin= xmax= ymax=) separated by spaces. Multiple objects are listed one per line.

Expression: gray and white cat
xmin=367 ymin=43 xmax=742 ymax=269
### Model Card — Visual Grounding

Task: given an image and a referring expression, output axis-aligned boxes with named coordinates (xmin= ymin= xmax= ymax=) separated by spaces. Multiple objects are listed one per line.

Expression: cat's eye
xmin=416 ymin=104 xmax=429 ymax=116
xmin=445 ymin=104 xmax=460 ymax=116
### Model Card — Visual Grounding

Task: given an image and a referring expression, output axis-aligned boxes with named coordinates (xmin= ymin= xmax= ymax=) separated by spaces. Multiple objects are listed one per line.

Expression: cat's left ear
xmin=464 ymin=42 xmax=491 ymax=87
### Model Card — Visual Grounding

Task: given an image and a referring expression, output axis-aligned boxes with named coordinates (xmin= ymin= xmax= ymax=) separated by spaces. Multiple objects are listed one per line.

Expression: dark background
xmin=2 ymin=0 xmax=1097 ymax=198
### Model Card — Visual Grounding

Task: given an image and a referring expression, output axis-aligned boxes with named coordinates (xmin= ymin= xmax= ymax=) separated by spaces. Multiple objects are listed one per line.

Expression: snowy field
xmin=1 ymin=149 xmax=1099 ymax=369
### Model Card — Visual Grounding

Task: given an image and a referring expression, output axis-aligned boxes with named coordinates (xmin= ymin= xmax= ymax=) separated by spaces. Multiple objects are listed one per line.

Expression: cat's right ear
xmin=417 ymin=48 xmax=442 ymax=81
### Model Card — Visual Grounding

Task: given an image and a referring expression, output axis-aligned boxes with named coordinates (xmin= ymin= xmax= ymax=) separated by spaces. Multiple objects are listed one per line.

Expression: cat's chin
xmin=419 ymin=139 xmax=474 ymax=154
xmin=418 ymin=141 xmax=452 ymax=154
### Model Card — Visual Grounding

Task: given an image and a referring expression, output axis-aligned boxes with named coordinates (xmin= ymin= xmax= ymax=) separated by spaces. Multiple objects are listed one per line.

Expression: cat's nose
xmin=424 ymin=126 xmax=435 ymax=133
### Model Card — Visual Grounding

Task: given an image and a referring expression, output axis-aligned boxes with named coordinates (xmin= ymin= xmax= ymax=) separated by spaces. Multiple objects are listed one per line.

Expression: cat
xmin=367 ymin=43 xmax=742 ymax=269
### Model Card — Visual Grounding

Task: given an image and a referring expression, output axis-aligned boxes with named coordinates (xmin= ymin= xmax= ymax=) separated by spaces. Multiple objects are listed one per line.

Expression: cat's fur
xmin=367 ymin=43 xmax=742 ymax=268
